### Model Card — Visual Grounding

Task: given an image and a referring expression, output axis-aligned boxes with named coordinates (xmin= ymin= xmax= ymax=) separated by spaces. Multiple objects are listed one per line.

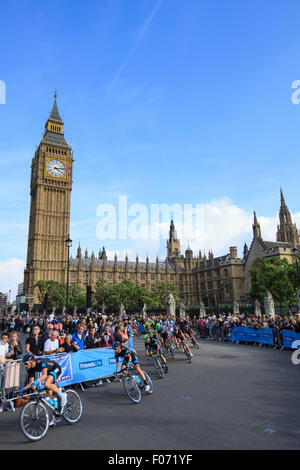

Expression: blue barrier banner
xmin=61 ymin=348 xmax=117 ymax=386
xmin=138 ymin=322 xmax=145 ymax=334
xmin=230 ymin=328 xmax=274 ymax=345
xmin=56 ymin=354 xmax=73 ymax=383
xmin=281 ymin=330 xmax=300 ymax=349
xmin=37 ymin=349 xmax=122 ymax=388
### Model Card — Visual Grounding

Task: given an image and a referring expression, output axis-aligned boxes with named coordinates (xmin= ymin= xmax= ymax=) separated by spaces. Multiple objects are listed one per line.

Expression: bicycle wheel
xmin=20 ymin=401 xmax=49 ymax=441
xmin=142 ymin=371 xmax=153 ymax=394
xmin=62 ymin=389 xmax=83 ymax=424
xmin=124 ymin=376 xmax=141 ymax=404
xmin=154 ymin=358 xmax=165 ymax=378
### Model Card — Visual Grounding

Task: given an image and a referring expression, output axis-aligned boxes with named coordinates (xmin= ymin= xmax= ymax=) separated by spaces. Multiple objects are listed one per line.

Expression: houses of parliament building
xmin=23 ymin=94 xmax=300 ymax=307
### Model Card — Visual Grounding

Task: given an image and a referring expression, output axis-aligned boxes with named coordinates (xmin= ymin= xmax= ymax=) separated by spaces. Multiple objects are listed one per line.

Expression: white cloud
xmin=95 ymin=197 xmax=292 ymax=260
xmin=0 ymin=259 xmax=25 ymax=302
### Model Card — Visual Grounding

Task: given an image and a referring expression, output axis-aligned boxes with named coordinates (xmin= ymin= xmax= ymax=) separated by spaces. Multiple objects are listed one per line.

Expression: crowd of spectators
xmin=187 ymin=312 xmax=300 ymax=342
xmin=0 ymin=311 xmax=136 ymax=371
xmin=1 ymin=309 xmax=300 ymax=363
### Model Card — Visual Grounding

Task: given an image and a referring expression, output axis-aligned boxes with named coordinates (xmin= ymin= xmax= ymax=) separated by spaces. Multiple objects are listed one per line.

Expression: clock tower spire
xmin=24 ymin=93 xmax=73 ymax=303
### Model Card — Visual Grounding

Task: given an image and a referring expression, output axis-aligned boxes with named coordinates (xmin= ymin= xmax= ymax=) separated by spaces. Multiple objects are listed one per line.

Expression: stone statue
xmin=264 ymin=290 xmax=275 ymax=319
xmin=101 ymin=302 xmax=105 ymax=315
xmin=73 ymin=305 xmax=77 ymax=316
xmin=233 ymin=300 xmax=240 ymax=315
xmin=142 ymin=303 xmax=147 ymax=320
xmin=254 ymin=299 xmax=262 ymax=317
xmin=165 ymin=294 xmax=176 ymax=319
xmin=199 ymin=301 xmax=206 ymax=318
xmin=119 ymin=303 xmax=125 ymax=316
xmin=179 ymin=302 xmax=186 ymax=319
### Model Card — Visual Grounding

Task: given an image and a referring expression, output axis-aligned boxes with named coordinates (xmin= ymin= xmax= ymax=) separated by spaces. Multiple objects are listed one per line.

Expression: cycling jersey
xmin=115 ymin=346 xmax=139 ymax=365
xmin=31 ymin=358 xmax=62 ymax=381
xmin=160 ymin=331 xmax=169 ymax=342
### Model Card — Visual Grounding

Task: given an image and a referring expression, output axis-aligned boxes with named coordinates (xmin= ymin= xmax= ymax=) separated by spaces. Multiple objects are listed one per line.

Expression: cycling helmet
xmin=112 ymin=341 xmax=121 ymax=350
xmin=22 ymin=352 xmax=35 ymax=364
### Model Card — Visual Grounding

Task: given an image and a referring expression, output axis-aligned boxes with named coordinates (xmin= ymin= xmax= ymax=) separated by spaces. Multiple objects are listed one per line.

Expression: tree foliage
xmin=34 ymin=281 xmax=85 ymax=310
xmin=250 ymin=257 xmax=300 ymax=306
xmin=94 ymin=280 xmax=182 ymax=310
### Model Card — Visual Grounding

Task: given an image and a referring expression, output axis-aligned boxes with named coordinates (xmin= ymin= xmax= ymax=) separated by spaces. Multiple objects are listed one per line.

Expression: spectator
xmin=85 ymin=327 xmax=100 ymax=349
xmin=6 ymin=331 xmax=22 ymax=360
xmin=71 ymin=323 xmax=86 ymax=351
xmin=43 ymin=331 xmax=64 ymax=356
xmin=99 ymin=325 xmax=114 ymax=348
xmin=62 ymin=334 xmax=78 ymax=353
xmin=0 ymin=332 xmax=11 ymax=364
xmin=114 ymin=326 xmax=128 ymax=345
xmin=25 ymin=325 xmax=44 ymax=356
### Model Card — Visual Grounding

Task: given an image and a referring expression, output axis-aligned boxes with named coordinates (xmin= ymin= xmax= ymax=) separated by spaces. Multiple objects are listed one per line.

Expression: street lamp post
xmin=65 ymin=234 xmax=72 ymax=310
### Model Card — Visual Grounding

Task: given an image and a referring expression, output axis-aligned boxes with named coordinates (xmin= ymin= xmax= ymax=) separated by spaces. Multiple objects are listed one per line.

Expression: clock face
xmin=47 ymin=160 xmax=66 ymax=178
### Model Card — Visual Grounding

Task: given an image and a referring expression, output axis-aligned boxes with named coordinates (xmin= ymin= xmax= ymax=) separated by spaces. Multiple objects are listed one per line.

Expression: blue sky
xmin=1 ymin=0 xmax=300 ymax=297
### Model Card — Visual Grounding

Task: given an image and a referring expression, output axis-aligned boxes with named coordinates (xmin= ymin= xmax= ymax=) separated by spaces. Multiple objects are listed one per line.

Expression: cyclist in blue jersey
xmin=112 ymin=342 xmax=151 ymax=392
xmin=19 ymin=353 xmax=67 ymax=413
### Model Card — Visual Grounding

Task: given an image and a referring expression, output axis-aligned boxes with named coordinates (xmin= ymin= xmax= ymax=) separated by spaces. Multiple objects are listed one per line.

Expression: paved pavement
xmin=0 ymin=337 xmax=300 ymax=450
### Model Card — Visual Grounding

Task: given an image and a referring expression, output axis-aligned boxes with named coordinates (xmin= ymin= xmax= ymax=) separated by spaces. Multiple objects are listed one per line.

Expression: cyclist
xmin=144 ymin=333 xmax=151 ymax=359
xmin=112 ymin=342 xmax=151 ymax=392
xmin=148 ymin=330 xmax=168 ymax=372
xmin=173 ymin=325 xmax=193 ymax=358
xmin=160 ymin=326 xmax=173 ymax=352
xmin=182 ymin=321 xmax=197 ymax=345
xmin=18 ymin=353 xmax=67 ymax=413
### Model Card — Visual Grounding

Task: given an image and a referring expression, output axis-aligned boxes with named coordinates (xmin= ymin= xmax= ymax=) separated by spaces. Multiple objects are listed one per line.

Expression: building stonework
xmin=244 ymin=195 xmax=300 ymax=296
xmin=23 ymin=95 xmax=299 ymax=307
xmin=24 ymin=92 xmax=73 ymax=301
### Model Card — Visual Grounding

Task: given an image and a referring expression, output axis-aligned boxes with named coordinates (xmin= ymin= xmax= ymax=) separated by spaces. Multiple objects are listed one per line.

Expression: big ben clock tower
xmin=24 ymin=92 xmax=73 ymax=303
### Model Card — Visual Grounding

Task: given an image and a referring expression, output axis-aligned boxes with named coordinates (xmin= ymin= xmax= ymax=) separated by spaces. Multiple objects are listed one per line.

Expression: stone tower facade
xmin=276 ymin=189 xmax=299 ymax=244
xmin=24 ymin=92 xmax=73 ymax=301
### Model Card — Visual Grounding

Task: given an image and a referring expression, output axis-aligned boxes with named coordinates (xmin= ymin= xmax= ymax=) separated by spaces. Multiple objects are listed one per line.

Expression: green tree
xmin=68 ymin=284 xmax=86 ymax=309
xmin=250 ymin=258 xmax=297 ymax=307
xmin=34 ymin=281 xmax=86 ymax=310
xmin=94 ymin=280 xmax=182 ymax=311
xmin=152 ymin=282 xmax=182 ymax=308
xmin=34 ymin=280 xmax=65 ymax=309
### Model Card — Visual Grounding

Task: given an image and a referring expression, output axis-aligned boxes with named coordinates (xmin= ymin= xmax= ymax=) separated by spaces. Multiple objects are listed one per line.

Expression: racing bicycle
xmin=19 ymin=387 xmax=82 ymax=441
